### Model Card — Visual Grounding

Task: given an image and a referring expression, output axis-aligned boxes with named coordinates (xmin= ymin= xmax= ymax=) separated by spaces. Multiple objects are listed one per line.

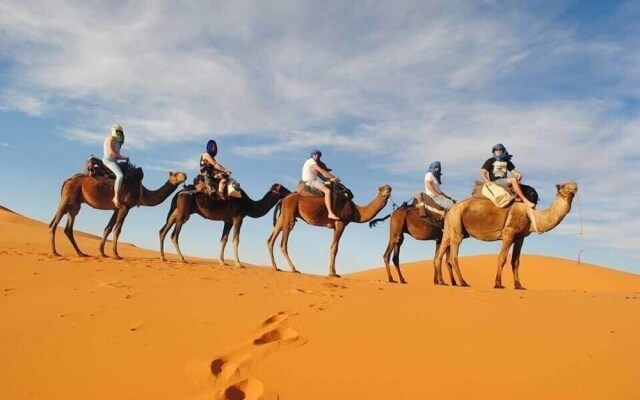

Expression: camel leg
xmin=99 ymin=211 xmax=118 ymax=258
xmin=382 ymin=235 xmax=398 ymax=283
xmin=434 ymin=240 xmax=456 ymax=286
xmin=63 ymin=204 xmax=88 ymax=257
xmin=219 ymin=221 xmax=232 ymax=265
xmin=328 ymin=222 xmax=346 ymax=278
xmin=49 ymin=206 xmax=68 ymax=257
xmin=231 ymin=217 xmax=244 ymax=268
xmin=111 ymin=207 xmax=130 ymax=260
xmin=267 ymin=216 xmax=284 ymax=271
xmin=391 ymin=235 xmax=407 ymax=284
xmin=170 ymin=219 xmax=187 ymax=263
xmin=280 ymin=219 xmax=300 ymax=274
xmin=511 ymin=237 xmax=526 ymax=290
xmin=158 ymin=211 xmax=177 ymax=261
xmin=494 ymin=235 xmax=515 ymax=289
xmin=433 ymin=233 xmax=449 ymax=285
xmin=448 ymin=233 xmax=469 ymax=287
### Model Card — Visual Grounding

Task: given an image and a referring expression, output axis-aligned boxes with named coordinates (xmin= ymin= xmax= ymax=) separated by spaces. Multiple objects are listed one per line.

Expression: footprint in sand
xmin=205 ymin=311 xmax=305 ymax=399
xmin=261 ymin=311 xmax=288 ymax=326
xmin=291 ymin=288 xmax=335 ymax=298
xmin=253 ymin=326 xmax=299 ymax=346
xmin=223 ymin=378 xmax=264 ymax=400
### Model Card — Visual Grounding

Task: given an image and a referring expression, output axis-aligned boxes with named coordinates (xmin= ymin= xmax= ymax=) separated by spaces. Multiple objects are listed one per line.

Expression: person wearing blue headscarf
xmin=424 ymin=161 xmax=455 ymax=210
xmin=480 ymin=143 xmax=535 ymax=208
xmin=199 ymin=139 xmax=231 ymax=199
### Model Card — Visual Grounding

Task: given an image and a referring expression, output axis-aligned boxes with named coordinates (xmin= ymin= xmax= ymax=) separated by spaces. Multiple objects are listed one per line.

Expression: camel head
xmin=270 ymin=183 xmax=292 ymax=198
xmin=556 ymin=181 xmax=578 ymax=202
xmin=378 ymin=185 xmax=392 ymax=199
xmin=168 ymin=171 xmax=188 ymax=185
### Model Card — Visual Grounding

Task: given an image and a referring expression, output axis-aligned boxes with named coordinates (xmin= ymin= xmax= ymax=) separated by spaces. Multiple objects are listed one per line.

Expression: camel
xmin=50 ymin=170 xmax=188 ymax=258
xmin=434 ymin=182 xmax=578 ymax=289
xmin=159 ymin=183 xmax=291 ymax=266
xmin=267 ymin=185 xmax=392 ymax=277
xmin=369 ymin=203 xmax=447 ymax=284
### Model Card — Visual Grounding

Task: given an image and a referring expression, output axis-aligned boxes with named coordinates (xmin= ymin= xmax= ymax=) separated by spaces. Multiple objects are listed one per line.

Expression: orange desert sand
xmin=1 ymin=205 xmax=639 ymax=399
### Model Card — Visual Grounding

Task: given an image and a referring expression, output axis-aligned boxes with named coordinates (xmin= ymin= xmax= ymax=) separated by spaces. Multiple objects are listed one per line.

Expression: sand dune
xmin=1 ymin=206 xmax=639 ymax=399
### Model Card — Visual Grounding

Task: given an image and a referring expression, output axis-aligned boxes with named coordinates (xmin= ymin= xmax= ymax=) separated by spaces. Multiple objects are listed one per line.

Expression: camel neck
xmin=354 ymin=194 xmax=388 ymax=223
xmin=140 ymin=180 xmax=178 ymax=207
xmin=244 ymin=190 xmax=281 ymax=218
xmin=530 ymin=194 xmax=572 ymax=233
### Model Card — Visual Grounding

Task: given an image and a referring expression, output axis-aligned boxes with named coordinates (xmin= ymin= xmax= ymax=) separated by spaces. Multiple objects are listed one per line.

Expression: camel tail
xmin=272 ymin=200 xmax=283 ymax=226
xmin=369 ymin=213 xmax=391 ymax=228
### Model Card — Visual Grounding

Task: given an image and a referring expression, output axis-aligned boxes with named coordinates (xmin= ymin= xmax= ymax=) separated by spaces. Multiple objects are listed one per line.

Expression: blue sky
xmin=1 ymin=0 xmax=638 ymax=275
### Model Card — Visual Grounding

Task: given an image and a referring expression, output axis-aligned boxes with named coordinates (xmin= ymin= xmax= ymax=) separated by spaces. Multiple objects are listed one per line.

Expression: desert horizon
xmin=2 ymin=204 xmax=639 ymax=399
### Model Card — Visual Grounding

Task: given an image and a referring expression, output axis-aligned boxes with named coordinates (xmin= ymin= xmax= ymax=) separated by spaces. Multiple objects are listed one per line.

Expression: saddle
xmin=195 ymin=173 xmax=242 ymax=200
xmin=413 ymin=192 xmax=446 ymax=225
xmin=471 ymin=180 xmax=538 ymax=207
xmin=85 ymin=156 xmax=144 ymax=182
xmin=297 ymin=181 xmax=354 ymax=201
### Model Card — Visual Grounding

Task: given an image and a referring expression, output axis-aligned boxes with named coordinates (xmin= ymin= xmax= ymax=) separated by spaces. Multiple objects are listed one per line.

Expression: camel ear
xmin=556 ymin=184 xmax=561 ymax=192
xmin=169 ymin=171 xmax=174 ymax=176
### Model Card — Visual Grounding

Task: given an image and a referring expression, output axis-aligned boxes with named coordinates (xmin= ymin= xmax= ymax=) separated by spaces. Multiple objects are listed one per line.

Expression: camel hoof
xmin=181 ymin=259 xmax=189 ymax=264
xmin=494 ymin=284 xmax=505 ymax=289
xmin=236 ymin=264 xmax=245 ymax=269
xmin=100 ymin=253 xmax=108 ymax=258
xmin=461 ymin=282 xmax=470 ymax=287
xmin=515 ymin=286 xmax=527 ymax=290
xmin=113 ymin=255 xmax=123 ymax=260
xmin=272 ymin=267 xmax=281 ymax=272
xmin=78 ymin=252 xmax=89 ymax=258
xmin=328 ymin=273 xmax=341 ymax=278
xmin=388 ymin=278 xmax=397 ymax=283
xmin=52 ymin=252 xmax=61 ymax=258
xmin=400 ymin=280 xmax=408 ymax=284
xmin=160 ymin=257 xmax=166 ymax=262
xmin=292 ymin=269 xmax=301 ymax=274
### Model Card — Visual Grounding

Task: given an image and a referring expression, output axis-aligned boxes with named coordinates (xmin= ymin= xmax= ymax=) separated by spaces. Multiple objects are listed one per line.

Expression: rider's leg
xmin=102 ymin=158 xmax=124 ymax=207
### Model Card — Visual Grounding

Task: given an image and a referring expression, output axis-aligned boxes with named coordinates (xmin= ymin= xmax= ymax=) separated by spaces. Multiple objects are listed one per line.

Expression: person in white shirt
xmin=302 ymin=149 xmax=341 ymax=220
xmin=102 ymin=124 xmax=129 ymax=207
xmin=424 ymin=161 xmax=454 ymax=210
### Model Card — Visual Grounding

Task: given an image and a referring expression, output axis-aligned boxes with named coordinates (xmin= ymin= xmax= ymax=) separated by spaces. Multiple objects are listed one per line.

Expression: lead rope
xmin=576 ymin=191 xmax=584 ymax=265
xmin=389 ymin=194 xmax=401 ymax=211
